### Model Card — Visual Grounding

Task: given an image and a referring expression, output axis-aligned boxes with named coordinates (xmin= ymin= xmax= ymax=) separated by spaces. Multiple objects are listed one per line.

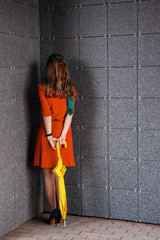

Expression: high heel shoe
xmin=48 ymin=208 xmax=59 ymax=225
xmin=48 ymin=208 xmax=65 ymax=226
xmin=50 ymin=216 xmax=63 ymax=224
xmin=50 ymin=218 xmax=55 ymax=224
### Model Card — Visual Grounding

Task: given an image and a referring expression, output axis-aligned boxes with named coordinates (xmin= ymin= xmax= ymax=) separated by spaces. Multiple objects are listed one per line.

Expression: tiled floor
xmin=1 ymin=213 xmax=160 ymax=240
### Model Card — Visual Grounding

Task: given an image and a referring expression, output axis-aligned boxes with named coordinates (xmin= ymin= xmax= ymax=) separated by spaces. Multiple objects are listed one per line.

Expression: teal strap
xmin=66 ymin=97 xmax=74 ymax=115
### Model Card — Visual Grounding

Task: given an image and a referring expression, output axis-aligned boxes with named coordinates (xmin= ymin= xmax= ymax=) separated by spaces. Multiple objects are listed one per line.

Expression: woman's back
xmin=38 ymin=83 xmax=76 ymax=122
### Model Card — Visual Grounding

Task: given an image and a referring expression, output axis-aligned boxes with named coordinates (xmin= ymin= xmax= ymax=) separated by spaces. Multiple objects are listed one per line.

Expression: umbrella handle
xmin=56 ymin=141 xmax=67 ymax=159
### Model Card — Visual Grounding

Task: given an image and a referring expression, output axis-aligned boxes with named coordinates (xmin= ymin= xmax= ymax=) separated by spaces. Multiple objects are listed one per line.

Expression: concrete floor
xmin=1 ymin=213 xmax=160 ymax=240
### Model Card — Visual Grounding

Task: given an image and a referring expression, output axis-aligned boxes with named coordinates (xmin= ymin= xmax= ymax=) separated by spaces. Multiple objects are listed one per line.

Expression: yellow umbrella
xmin=52 ymin=141 xmax=67 ymax=227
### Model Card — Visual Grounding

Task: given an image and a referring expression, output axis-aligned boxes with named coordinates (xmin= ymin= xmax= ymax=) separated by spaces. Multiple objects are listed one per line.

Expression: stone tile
xmin=0 ymin=68 xmax=13 ymax=100
xmin=10 ymin=1 xmax=27 ymax=36
xmin=79 ymin=0 xmax=105 ymax=4
xmin=110 ymin=189 xmax=138 ymax=221
xmin=138 ymin=99 xmax=160 ymax=129
xmin=0 ymin=34 xmax=12 ymax=67
xmin=81 ymin=128 xmax=108 ymax=158
xmin=51 ymin=7 xmax=78 ymax=38
xmin=10 ymin=35 xmax=27 ymax=68
xmin=138 ymin=1 xmax=160 ymax=34
xmin=0 ymin=166 xmax=14 ymax=203
xmin=138 ymin=130 xmax=160 ymax=161
xmin=80 ymin=68 xmax=107 ymax=98
xmin=66 ymin=185 xmax=81 ymax=215
xmin=81 ymin=156 xmax=108 ymax=187
xmin=64 ymin=162 xmax=80 ymax=185
xmin=109 ymin=129 xmax=137 ymax=159
xmin=52 ymin=38 xmax=79 ymax=68
xmin=138 ymin=67 xmax=160 ymax=98
xmin=0 ymin=1 xmax=11 ymax=33
xmin=40 ymin=8 xmax=51 ymax=38
xmin=40 ymin=0 xmax=51 ymax=8
xmin=108 ymin=67 xmax=137 ymax=98
xmin=82 ymin=186 xmax=109 ymax=218
xmin=80 ymin=4 xmax=107 ymax=37
xmin=109 ymin=0 xmax=133 ymax=2
xmin=80 ymin=37 xmax=107 ymax=68
xmin=109 ymin=99 xmax=137 ymax=128
xmin=139 ymin=191 xmax=160 ymax=225
xmin=26 ymin=38 xmax=40 ymax=68
xmin=139 ymin=160 xmax=160 ymax=192
xmin=108 ymin=35 xmax=137 ymax=67
xmin=0 ymin=132 xmax=14 ymax=169
xmin=40 ymin=39 xmax=52 ymax=67
xmin=26 ymin=5 xmax=39 ymax=38
xmin=108 ymin=2 xmax=137 ymax=35
xmin=0 ymin=101 xmax=13 ymax=132
xmin=138 ymin=34 xmax=160 ymax=66
xmin=81 ymin=98 xmax=107 ymax=128
xmin=109 ymin=159 xmax=137 ymax=190
xmin=52 ymin=0 xmax=78 ymax=7
xmin=27 ymin=0 xmax=39 ymax=7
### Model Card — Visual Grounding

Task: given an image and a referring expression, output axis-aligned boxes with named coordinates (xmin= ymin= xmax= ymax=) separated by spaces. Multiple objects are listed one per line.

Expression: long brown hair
xmin=43 ymin=53 xmax=75 ymax=99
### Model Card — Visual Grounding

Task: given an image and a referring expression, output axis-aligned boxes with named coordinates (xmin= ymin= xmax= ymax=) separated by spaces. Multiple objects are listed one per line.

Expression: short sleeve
xmin=72 ymin=86 xmax=77 ymax=115
xmin=38 ymin=84 xmax=52 ymax=117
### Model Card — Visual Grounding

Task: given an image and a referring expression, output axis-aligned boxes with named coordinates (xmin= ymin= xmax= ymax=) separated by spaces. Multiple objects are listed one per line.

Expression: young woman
xmin=33 ymin=53 xmax=77 ymax=225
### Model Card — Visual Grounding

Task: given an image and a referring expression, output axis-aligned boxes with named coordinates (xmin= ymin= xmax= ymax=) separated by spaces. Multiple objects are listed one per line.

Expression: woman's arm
xmin=43 ymin=116 xmax=52 ymax=134
xmin=43 ymin=116 xmax=57 ymax=150
xmin=58 ymin=114 xmax=73 ymax=147
xmin=59 ymin=88 xmax=77 ymax=146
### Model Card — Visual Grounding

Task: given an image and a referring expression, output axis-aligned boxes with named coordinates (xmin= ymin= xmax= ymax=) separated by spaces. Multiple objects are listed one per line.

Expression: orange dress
xmin=33 ymin=83 xmax=77 ymax=168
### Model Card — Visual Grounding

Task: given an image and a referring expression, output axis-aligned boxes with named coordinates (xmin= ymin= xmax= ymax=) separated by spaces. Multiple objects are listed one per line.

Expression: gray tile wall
xmin=0 ymin=0 xmax=43 ymax=237
xmin=41 ymin=0 xmax=160 ymax=225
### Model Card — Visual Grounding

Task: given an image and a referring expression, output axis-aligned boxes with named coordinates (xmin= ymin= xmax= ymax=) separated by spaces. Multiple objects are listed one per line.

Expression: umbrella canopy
xmin=52 ymin=141 xmax=67 ymax=223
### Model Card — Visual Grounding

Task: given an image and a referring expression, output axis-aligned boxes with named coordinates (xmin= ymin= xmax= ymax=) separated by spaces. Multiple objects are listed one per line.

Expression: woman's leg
xmin=43 ymin=168 xmax=58 ymax=212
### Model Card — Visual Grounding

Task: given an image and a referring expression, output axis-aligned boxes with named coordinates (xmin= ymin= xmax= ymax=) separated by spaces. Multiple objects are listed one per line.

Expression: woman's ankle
xmin=50 ymin=207 xmax=55 ymax=213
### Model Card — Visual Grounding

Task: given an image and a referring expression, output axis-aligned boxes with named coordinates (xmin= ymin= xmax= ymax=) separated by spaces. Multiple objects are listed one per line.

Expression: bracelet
xmin=46 ymin=133 xmax=52 ymax=137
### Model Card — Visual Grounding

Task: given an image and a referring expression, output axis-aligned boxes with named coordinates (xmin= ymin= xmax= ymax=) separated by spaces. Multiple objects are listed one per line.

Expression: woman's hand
xmin=47 ymin=136 xmax=58 ymax=150
xmin=58 ymin=134 xmax=66 ymax=147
